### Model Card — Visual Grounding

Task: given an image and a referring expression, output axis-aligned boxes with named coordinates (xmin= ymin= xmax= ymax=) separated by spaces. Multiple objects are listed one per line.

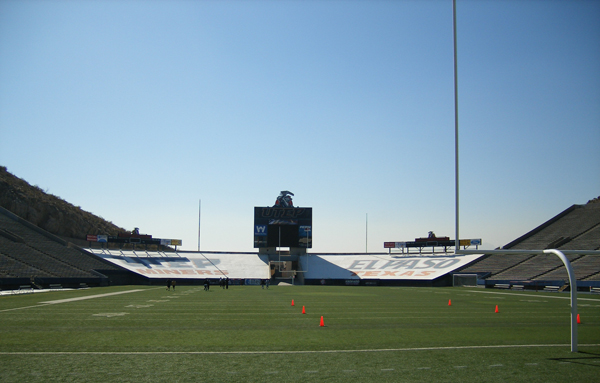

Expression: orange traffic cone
xmin=291 ymin=299 xmax=295 ymax=306
xmin=577 ymin=314 xmax=581 ymax=324
xmin=320 ymin=316 xmax=325 ymax=327
xmin=302 ymin=306 xmax=306 ymax=314
xmin=448 ymin=299 xmax=452 ymax=306
xmin=495 ymin=305 xmax=499 ymax=313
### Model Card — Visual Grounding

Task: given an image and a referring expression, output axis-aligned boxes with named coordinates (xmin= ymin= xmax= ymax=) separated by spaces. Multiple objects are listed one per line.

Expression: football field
xmin=1 ymin=284 xmax=599 ymax=382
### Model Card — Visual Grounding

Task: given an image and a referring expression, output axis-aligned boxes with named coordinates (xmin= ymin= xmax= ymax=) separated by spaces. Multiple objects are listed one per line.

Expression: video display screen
xmin=254 ymin=207 xmax=312 ymax=248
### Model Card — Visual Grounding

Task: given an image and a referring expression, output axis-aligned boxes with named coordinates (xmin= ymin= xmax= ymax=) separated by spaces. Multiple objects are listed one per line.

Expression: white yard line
xmin=0 ymin=343 xmax=599 ymax=356
xmin=464 ymin=289 xmax=600 ymax=301
xmin=0 ymin=288 xmax=154 ymax=313
xmin=39 ymin=289 xmax=146 ymax=304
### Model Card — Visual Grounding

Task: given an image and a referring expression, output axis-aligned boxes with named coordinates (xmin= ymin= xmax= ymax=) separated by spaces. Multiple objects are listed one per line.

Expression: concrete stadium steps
xmin=0 ymin=248 xmax=56 ymax=277
xmin=458 ymin=253 xmax=535 ymax=275
xmin=0 ymin=236 xmax=95 ymax=278
xmin=579 ymin=255 xmax=600 ymax=281
xmin=533 ymin=255 xmax=600 ymax=281
xmin=0 ymin=210 xmax=120 ymax=276
xmin=557 ymin=225 xmax=600 ymax=251
xmin=491 ymin=253 xmax=582 ymax=281
xmin=583 ymin=271 xmax=600 ymax=281
xmin=508 ymin=204 xmax=600 ymax=250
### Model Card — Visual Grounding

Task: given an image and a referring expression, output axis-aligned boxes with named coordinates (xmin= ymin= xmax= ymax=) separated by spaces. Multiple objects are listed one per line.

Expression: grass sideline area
xmin=0 ymin=284 xmax=599 ymax=382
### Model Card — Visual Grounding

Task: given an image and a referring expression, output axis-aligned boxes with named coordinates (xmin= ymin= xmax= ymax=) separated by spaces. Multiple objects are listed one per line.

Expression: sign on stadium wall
xmin=301 ymin=254 xmax=484 ymax=280
xmin=88 ymin=250 xmax=270 ymax=279
xmin=88 ymin=250 xmax=483 ymax=281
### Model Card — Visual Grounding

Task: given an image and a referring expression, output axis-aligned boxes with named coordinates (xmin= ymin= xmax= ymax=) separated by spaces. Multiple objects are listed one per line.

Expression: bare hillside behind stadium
xmin=0 ymin=166 xmax=127 ymax=241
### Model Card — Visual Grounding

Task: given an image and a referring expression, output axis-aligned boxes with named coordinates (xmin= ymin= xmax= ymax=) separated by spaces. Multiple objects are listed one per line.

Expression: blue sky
xmin=1 ymin=0 xmax=598 ymax=253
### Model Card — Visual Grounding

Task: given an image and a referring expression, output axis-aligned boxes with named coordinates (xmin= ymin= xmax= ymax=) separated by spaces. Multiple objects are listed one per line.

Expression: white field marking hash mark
xmin=92 ymin=313 xmax=128 ymax=318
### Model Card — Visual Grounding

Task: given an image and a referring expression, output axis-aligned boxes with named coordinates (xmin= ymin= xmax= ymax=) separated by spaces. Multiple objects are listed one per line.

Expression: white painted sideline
xmin=0 ymin=343 xmax=598 ymax=355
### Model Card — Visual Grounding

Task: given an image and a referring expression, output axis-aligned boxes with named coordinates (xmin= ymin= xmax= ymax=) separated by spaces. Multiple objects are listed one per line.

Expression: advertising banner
xmin=87 ymin=235 xmax=108 ymax=243
xmin=301 ymin=253 xmax=484 ymax=280
xmin=88 ymin=250 xmax=270 ymax=279
xmin=87 ymin=250 xmax=482 ymax=282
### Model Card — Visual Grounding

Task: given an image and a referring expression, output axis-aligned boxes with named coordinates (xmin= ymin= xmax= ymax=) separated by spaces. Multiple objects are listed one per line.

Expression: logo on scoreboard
xmin=254 ymin=225 xmax=267 ymax=236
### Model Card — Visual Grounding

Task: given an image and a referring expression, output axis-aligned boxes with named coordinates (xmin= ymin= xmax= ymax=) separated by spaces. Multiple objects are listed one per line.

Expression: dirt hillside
xmin=0 ymin=166 xmax=127 ymax=240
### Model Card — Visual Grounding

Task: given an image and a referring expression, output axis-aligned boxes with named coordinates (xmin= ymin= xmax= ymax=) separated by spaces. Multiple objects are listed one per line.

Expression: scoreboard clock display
xmin=254 ymin=207 xmax=312 ymax=248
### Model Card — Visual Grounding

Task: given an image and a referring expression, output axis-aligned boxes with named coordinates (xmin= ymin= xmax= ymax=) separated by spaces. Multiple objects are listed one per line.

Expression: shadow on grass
xmin=550 ymin=351 xmax=600 ymax=367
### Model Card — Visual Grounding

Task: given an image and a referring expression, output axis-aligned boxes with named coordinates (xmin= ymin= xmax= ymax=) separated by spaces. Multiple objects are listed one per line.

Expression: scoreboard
xmin=254 ymin=207 xmax=312 ymax=248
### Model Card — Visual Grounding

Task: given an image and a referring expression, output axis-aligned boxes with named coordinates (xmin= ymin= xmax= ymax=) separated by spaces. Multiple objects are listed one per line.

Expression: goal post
xmin=453 ymin=273 xmax=478 ymax=287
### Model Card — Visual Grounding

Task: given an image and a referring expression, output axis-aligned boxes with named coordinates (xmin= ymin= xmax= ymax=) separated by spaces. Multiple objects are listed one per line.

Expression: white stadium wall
xmin=88 ymin=249 xmax=484 ymax=284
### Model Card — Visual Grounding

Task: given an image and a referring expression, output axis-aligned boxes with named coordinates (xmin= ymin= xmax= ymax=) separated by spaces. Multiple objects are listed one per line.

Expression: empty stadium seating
xmin=457 ymin=202 xmax=600 ymax=286
xmin=0 ymin=208 xmax=121 ymax=284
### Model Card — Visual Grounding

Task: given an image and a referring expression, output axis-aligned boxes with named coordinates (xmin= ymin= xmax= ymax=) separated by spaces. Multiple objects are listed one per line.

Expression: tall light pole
xmin=198 ymin=199 xmax=201 ymax=252
xmin=453 ymin=0 xmax=460 ymax=252
xmin=365 ymin=213 xmax=368 ymax=253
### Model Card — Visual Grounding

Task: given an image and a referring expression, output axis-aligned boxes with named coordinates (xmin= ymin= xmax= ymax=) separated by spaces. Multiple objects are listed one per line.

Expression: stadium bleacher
xmin=491 ymin=253 xmax=582 ymax=281
xmin=1 ymin=197 xmax=599 ymax=289
xmin=503 ymin=203 xmax=600 ymax=251
xmin=457 ymin=201 xmax=600 ymax=287
xmin=458 ymin=253 xmax=535 ymax=276
xmin=536 ymin=254 xmax=600 ymax=281
xmin=0 ymin=207 xmax=127 ymax=288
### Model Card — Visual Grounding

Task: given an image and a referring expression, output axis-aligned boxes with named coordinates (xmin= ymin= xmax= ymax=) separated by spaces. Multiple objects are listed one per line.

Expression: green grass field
xmin=1 ymin=284 xmax=599 ymax=382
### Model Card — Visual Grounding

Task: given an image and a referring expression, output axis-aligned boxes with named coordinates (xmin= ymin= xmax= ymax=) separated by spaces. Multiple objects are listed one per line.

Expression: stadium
xmin=1 ymin=167 xmax=599 ymax=382
xmin=1 ymin=0 xmax=599 ymax=380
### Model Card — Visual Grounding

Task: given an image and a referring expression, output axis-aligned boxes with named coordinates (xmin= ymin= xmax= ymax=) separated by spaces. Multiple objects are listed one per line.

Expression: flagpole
xmin=198 ymin=199 xmax=201 ymax=252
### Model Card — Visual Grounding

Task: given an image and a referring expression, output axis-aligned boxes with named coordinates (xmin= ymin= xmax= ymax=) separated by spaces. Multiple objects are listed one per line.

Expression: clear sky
xmin=1 ymin=0 xmax=598 ymax=253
